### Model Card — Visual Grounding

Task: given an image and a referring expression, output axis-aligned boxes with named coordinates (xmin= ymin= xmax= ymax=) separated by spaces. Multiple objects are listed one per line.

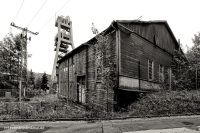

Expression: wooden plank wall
xmin=59 ymin=47 xmax=87 ymax=102
xmin=120 ymin=23 xmax=179 ymax=55
xmin=58 ymin=31 xmax=117 ymax=111
xmin=87 ymin=44 xmax=96 ymax=98
xmin=120 ymin=30 xmax=172 ymax=83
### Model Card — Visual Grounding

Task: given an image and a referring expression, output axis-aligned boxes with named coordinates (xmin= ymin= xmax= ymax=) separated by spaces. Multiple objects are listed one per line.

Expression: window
xmin=153 ymin=35 xmax=158 ymax=45
xmin=77 ymin=76 xmax=86 ymax=104
xmin=159 ymin=64 xmax=164 ymax=82
xmin=148 ymin=60 xmax=154 ymax=80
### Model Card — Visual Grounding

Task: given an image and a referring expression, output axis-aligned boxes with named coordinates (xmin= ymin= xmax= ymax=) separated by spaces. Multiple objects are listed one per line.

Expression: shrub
xmin=128 ymin=90 xmax=200 ymax=117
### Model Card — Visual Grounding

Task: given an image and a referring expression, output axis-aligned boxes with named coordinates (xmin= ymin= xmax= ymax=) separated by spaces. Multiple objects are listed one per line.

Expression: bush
xmin=128 ymin=90 xmax=200 ymax=117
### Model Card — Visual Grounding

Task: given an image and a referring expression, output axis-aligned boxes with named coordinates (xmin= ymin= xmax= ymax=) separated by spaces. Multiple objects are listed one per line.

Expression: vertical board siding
xmin=87 ymin=44 xmax=95 ymax=92
xmin=58 ymin=21 xmax=178 ymax=109
xmin=120 ymin=23 xmax=178 ymax=55
xmin=59 ymin=31 xmax=117 ymax=111
xmin=59 ymin=47 xmax=87 ymax=102
xmin=120 ymin=31 xmax=172 ymax=83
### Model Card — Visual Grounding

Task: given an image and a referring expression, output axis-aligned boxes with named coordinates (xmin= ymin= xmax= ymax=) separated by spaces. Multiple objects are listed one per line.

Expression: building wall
xmin=119 ymin=30 xmax=173 ymax=91
xmin=120 ymin=23 xmax=179 ymax=55
xmin=58 ymin=23 xmax=177 ymax=110
xmin=89 ymin=32 xmax=117 ymax=111
xmin=59 ymin=47 xmax=87 ymax=102
xmin=58 ymin=31 xmax=117 ymax=111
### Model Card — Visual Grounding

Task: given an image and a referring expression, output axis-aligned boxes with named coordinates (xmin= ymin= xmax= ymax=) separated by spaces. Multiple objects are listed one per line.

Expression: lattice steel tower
xmin=51 ymin=16 xmax=74 ymax=82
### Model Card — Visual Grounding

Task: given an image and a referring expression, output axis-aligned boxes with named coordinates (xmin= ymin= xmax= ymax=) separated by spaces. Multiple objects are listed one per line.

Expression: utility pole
xmin=196 ymin=66 xmax=198 ymax=90
xmin=10 ymin=22 xmax=38 ymax=101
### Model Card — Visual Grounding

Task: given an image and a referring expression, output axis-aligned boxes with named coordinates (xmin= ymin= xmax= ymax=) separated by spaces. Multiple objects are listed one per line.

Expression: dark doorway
xmin=115 ymin=89 xmax=141 ymax=110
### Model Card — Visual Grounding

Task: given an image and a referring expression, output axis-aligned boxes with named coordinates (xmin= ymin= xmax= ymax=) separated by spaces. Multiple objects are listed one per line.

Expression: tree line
xmin=0 ymin=32 xmax=49 ymax=93
xmin=0 ymin=33 xmax=25 ymax=90
xmin=171 ymin=32 xmax=200 ymax=90
xmin=28 ymin=70 xmax=49 ymax=91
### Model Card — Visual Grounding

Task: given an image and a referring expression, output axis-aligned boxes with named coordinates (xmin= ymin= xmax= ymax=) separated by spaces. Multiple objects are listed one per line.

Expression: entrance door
xmin=77 ymin=76 xmax=86 ymax=104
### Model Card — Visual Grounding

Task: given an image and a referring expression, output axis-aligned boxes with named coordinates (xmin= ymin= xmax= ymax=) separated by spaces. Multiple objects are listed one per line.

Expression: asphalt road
xmin=0 ymin=115 xmax=200 ymax=133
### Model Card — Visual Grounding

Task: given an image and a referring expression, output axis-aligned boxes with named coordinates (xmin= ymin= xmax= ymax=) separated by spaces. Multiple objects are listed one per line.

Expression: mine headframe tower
xmin=51 ymin=16 xmax=74 ymax=83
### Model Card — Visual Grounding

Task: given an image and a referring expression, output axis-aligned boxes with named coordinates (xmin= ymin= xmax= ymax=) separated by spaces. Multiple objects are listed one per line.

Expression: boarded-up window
xmin=148 ymin=60 xmax=154 ymax=80
xmin=159 ymin=64 xmax=164 ymax=82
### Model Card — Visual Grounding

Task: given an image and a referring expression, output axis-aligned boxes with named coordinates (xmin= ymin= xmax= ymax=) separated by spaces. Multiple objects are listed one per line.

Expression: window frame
xmin=159 ymin=64 xmax=164 ymax=83
xmin=148 ymin=59 xmax=154 ymax=81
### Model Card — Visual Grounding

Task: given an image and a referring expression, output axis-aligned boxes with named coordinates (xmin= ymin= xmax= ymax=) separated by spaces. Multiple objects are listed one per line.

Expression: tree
xmin=41 ymin=72 xmax=48 ymax=91
xmin=171 ymin=32 xmax=200 ymax=90
xmin=186 ymin=32 xmax=200 ymax=89
xmin=27 ymin=69 xmax=35 ymax=89
xmin=171 ymin=49 xmax=190 ymax=89
xmin=91 ymin=23 xmax=99 ymax=35
xmin=35 ymin=77 xmax=42 ymax=90
xmin=0 ymin=32 xmax=25 ymax=90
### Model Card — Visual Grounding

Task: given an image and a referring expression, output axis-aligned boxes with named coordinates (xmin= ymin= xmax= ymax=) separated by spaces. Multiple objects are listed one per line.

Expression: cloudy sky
xmin=0 ymin=0 xmax=200 ymax=74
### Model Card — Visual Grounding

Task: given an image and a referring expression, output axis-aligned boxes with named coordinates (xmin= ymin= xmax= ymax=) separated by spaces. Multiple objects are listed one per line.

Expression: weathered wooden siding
xmin=120 ymin=30 xmax=172 ymax=90
xmin=58 ymin=31 xmax=117 ymax=111
xmin=120 ymin=23 xmax=178 ymax=55
xmin=58 ymin=21 xmax=179 ymax=110
xmin=59 ymin=47 xmax=87 ymax=102
xmin=59 ymin=58 xmax=68 ymax=98
xmin=87 ymin=44 xmax=95 ymax=97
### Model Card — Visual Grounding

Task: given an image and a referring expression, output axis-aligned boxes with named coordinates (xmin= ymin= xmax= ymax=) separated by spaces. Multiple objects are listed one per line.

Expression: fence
xmin=0 ymin=89 xmax=18 ymax=97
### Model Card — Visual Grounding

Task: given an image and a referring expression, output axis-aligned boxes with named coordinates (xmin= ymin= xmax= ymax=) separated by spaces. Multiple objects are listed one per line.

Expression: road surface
xmin=0 ymin=115 xmax=200 ymax=133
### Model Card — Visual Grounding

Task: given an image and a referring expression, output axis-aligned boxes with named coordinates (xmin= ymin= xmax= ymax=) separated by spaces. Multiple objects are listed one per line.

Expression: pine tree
xmin=35 ymin=77 xmax=42 ymax=90
xmin=28 ymin=69 xmax=35 ymax=89
xmin=41 ymin=72 xmax=48 ymax=91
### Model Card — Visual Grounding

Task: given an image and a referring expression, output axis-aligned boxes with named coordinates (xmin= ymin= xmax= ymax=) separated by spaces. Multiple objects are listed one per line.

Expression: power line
xmin=56 ymin=0 xmax=71 ymax=13
xmin=38 ymin=0 xmax=71 ymax=32
xmin=13 ymin=0 xmax=25 ymax=22
xmin=38 ymin=14 xmax=55 ymax=33
xmin=27 ymin=0 xmax=48 ymax=27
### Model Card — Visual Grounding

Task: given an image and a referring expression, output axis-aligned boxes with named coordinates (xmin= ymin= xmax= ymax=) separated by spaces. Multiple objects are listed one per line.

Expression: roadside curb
xmin=1 ymin=114 xmax=200 ymax=123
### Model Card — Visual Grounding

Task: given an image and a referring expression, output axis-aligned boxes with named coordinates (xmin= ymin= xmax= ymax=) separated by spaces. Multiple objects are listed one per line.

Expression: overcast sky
xmin=0 ymin=0 xmax=200 ymax=74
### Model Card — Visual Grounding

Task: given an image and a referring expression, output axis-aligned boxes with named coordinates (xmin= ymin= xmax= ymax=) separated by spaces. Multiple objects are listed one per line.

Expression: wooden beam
xmin=118 ymin=30 xmax=121 ymax=75
xmin=116 ymin=30 xmax=120 ymax=88
xmin=169 ymin=68 xmax=172 ymax=89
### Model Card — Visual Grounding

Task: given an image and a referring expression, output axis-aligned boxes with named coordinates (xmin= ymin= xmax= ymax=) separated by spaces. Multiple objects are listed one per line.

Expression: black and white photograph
xmin=0 ymin=0 xmax=200 ymax=132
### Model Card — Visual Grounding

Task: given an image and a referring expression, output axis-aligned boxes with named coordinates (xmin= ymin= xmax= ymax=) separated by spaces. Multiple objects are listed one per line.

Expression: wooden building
xmin=57 ymin=20 xmax=181 ymax=111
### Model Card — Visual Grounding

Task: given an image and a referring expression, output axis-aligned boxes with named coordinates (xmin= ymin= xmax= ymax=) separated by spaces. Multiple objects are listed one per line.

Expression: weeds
xmin=128 ymin=90 xmax=200 ymax=116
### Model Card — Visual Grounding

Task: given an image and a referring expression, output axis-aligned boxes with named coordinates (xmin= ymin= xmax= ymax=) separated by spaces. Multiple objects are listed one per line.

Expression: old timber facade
xmin=57 ymin=20 xmax=181 ymax=111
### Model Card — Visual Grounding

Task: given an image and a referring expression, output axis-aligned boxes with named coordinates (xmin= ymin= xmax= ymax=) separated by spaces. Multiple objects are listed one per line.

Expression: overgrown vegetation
xmin=171 ymin=32 xmax=200 ymax=90
xmin=87 ymin=30 xmax=118 ymax=112
xmin=0 ymin=25 xmax=200 ymax=120
xmin=0 ymin=94 xmax=119 ymax=120
xmin=128 ymin=90 xmax=200 ymax=117
xmin=128 ymin=32 xmax=200 ymax=117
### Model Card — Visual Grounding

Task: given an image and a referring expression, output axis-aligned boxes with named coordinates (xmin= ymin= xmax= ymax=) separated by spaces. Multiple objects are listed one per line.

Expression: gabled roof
xmin=58 ymin=20 xmax=183 ymax=63
xmin=116 ymin=20 xmax=179 ymax=46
